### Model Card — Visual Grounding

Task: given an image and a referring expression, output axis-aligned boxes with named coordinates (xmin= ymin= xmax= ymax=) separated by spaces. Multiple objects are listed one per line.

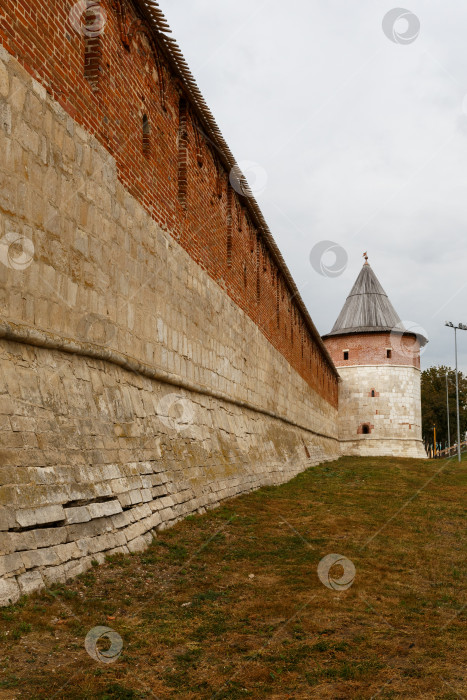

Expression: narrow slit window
xmin=371 ymin=389 xmax=375 ymax=397
xmin=84 ymin=5 xmax=103 ymax=91
xmin=256 ymin=237 xmax=260 ymax=302
xmin=178 ymin=98 xmax=188 ymax=208
xmin=227 ymin=186 xmax=232 ymax=266
xmin=343 ymin=350 xmax=349 ymax=360
xmin=142 ymin=114 xmax=150 ymax=157
xmin=387 ymin=349 xmax=392 ymax=359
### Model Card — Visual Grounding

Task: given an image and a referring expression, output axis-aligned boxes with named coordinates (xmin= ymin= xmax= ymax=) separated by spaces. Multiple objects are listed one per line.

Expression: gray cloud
xmin=162 ymin=0 xmax=467 ymax=372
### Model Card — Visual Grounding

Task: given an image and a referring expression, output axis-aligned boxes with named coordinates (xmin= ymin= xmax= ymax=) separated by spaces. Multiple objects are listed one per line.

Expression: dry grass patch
xmin=0 ymin=454 xmax=466 ymax=699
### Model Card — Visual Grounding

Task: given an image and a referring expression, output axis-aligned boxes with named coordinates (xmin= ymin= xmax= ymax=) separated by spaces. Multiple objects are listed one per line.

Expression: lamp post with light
xmin=445 ymin=322 xmax=467 ymax=462
xmin=446 ymin=371 xmax=451 ymax=455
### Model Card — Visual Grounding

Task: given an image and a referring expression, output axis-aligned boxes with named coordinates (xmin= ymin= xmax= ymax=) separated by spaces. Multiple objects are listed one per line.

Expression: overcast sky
xmin=161 ymin=0 xmax=467 ymax=373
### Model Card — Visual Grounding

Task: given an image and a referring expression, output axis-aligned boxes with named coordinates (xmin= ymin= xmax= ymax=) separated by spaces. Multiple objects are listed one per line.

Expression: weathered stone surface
xmin=336 ymin=365 xmax=426 ymax=458
xmin=127 ymin=536 xmax=149 ymax=553
xmin=0 ymin=59 xmax=9 ymax=97
xmin=0 ymin=577 xmax=20 ymax=607
xmin=0 ymin=552 xmax=23 ymax=576
xmin=65 ymin=506 xmax=92 ymax=524
xmin=87 ymin=500 xmax=122 ymax=520
xmin=17 ymin=569 xmax=44 ymax=595
xmin=0 ymin=47 xmax=339 ymax=604
xmin=16 ymin=505 xmax=65 ymax=528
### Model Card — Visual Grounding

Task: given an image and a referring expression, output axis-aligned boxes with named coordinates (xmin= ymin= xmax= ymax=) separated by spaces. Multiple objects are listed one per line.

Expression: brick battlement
xmin=0 ymin=0 xmax=337 ymax=407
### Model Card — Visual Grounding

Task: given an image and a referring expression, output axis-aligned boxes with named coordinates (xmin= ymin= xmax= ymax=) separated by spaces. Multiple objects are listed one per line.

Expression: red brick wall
xmin=324 ymin=332 xmax=421 ymax=370
xmin=0 ymin=0 xmax=338 ymax=407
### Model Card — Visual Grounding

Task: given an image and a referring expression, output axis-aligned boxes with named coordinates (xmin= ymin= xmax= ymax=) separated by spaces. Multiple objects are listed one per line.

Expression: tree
xmin=421 ymin=366 xmax=467 ymax=446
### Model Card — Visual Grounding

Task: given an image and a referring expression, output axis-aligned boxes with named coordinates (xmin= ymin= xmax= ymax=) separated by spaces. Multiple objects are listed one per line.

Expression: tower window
xmin=343 ymin=350 xmax=349 ymax=360
xmin=362 ymin=424 xmax=370 ymax=434
xmin=371 ymin=389 xmax=375 ymax=397
xmin=387 ymin=349 xmax=392 ymax=359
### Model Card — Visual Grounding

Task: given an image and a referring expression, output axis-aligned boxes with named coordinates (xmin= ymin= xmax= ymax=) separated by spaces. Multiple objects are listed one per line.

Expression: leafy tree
xmin=421 ymin=365 xmax=467 ymax=446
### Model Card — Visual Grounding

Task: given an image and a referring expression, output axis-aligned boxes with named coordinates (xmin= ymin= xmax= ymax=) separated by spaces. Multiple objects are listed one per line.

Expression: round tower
xmin=322 ymin=255 xmax=427 ymax=458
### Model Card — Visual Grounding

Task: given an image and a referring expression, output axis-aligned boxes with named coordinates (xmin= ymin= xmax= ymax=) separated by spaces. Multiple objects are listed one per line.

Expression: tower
xmin=322 ymin=255 xmax=427 ymax=458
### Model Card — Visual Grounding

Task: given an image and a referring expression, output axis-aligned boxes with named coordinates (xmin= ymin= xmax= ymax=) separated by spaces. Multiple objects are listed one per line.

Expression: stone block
xmin=0 ymin=577 xmax=20 ymax=607
xmin=65 ymin=506 xmax=91 ymax=524
xmin=16 ymin=504 xmax=65 ymax=528
xmin=63 ymin=558 xmax=89 ymax=581
xmin=0 ymin=59 xmax=8 ymax=97
xmin=21 ymin=547 xmax=60 ymax=569
xmin=124 ymin=518 xmax=151 ymax=542
xmin=87 ymin=500 xmax=122 ymax=520
xmin=10 ymin=416 xmax=36 ymax=432
xmin=127 ymin=535 xmax=147 ymax=553
xmin=129 ymin=489 xmax=143 ymax=505
xmin=110 ymin=511 xmax=131 ymax=529
xmin=55 ymin=542 xmax=80 ymax=563
xmin=33 ymin=527 xmax=67 ymax=549
xmin=0 ymin=532 xmax=14 ymax=555
xmin=0 ymin=552 xmax=24 ymax=576
xmin=10 ymin=530 xmax=36 ymax=552
xmin=42 ymin=564 xmax=66 ymax=586
xmin=130 ymin=504 xmax=152 ymax=521
xmin=0 ymin=507 xmax=14 ymax=531
xmin=0 ymin=103 xmax=11 ymax=135
xmin=17 ymin=569 xmax=44 ymax=596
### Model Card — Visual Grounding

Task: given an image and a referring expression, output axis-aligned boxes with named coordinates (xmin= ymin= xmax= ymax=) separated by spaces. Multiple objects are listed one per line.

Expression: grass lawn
xmin=0 ymin=454 xmax=466 ymax=699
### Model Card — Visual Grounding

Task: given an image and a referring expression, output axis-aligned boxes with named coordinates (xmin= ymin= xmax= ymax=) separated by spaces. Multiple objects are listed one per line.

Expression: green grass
xmin=0 ymin=454 xmax=466 ymax=698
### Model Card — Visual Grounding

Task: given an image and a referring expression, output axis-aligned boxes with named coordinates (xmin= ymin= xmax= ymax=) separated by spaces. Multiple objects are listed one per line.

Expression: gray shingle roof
xmin=323 ymin=263 xmax=405 ymax=337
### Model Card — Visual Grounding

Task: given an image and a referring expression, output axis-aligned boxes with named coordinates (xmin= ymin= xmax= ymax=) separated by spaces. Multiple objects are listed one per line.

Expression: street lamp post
xmin=445 ymin=322 xmax=467 ymax=462
xmin=446 ymin=371 xmax=451 ymax=456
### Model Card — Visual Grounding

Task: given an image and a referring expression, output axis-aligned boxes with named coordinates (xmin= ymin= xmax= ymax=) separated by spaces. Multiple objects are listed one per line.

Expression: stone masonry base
xmin=0 ymin=338 xmax=339 ymax=606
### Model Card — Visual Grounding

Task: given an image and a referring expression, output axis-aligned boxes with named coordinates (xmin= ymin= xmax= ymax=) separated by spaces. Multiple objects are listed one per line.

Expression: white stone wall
xmin=338 ymin=364 xmax=426 ymax=458
xmin=0 ymin=43 xmax=339 ymax=605
xmin=0 ymin=45 xmax=336 ymax=439
xmin=0 ymin=338 xmax=339 ymax=606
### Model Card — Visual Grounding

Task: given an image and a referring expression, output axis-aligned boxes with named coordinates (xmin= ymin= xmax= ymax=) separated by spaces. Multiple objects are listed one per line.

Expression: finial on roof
xmin=363 ymin=251 xmax=369 ymax=265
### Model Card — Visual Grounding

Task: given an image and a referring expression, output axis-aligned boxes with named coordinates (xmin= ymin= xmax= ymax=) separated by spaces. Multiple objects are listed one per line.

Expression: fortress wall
xmin=0 ymin=0 xmax=338 ymax=405
xmin=337 ymin=365 xmax=426 ymax=458
xmin=0 ymin=47 xmax=339 ymax=606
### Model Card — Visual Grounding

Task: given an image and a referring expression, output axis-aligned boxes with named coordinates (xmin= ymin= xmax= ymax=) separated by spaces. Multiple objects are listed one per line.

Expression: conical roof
xmin=323 ymin=261 xmax=404 ymax=338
